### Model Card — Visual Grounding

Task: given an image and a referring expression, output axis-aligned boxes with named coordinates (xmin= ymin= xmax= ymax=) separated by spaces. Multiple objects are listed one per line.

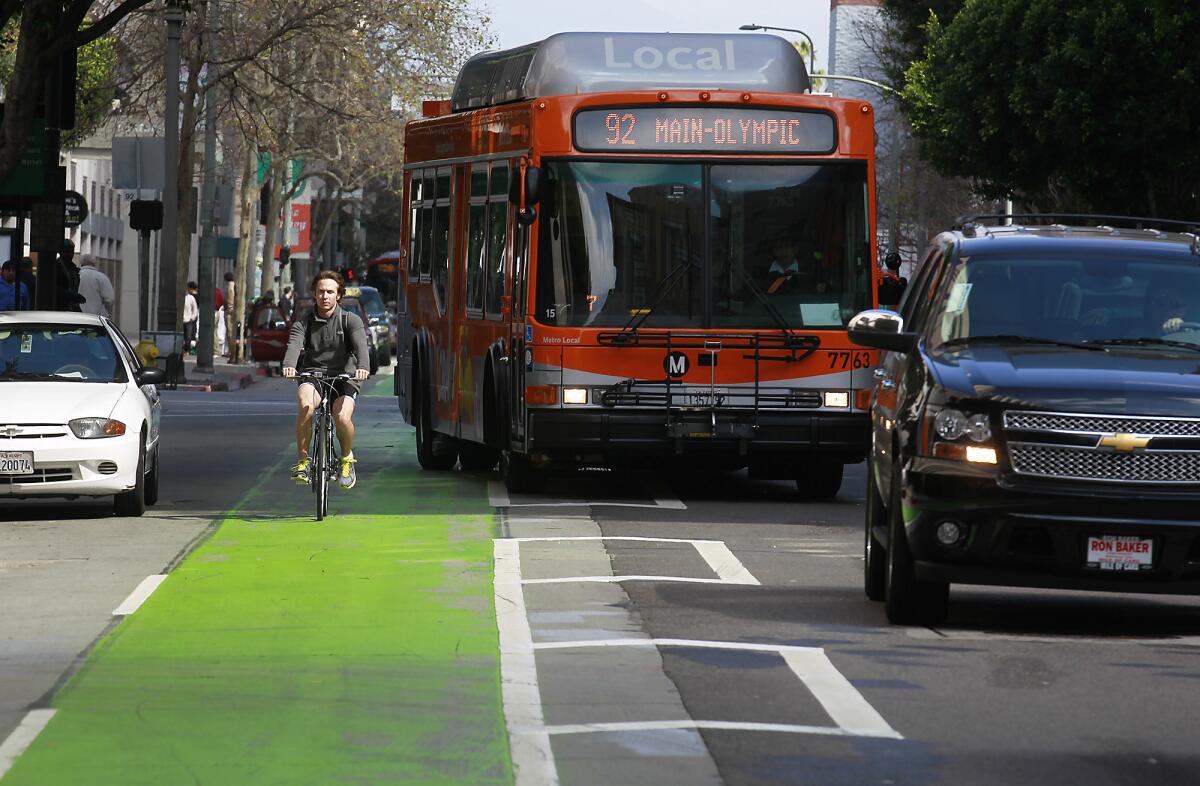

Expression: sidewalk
xmin=172 ymin=354 xmax=260 ymax=392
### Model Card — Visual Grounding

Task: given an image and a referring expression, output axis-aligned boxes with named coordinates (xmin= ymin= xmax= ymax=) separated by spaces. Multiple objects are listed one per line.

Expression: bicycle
xmin=297 ymin=371 xmax=351 ymax=520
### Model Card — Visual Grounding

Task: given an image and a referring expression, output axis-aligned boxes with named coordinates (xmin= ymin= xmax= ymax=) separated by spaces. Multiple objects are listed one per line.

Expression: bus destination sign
xmin=574 ymin=107 xmax=836 ymax=154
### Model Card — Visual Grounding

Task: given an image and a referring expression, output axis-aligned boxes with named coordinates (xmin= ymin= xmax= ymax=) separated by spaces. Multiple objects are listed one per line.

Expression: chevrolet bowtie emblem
xmin=1097 ymin=432 xmax=1152 ymax=451
xmin=0 ymin=425 xmax=21 ymax=438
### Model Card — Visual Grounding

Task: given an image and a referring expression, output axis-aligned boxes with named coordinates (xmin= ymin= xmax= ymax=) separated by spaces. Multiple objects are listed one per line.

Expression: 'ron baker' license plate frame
xmin=1086 ymin=535 xmax=1154 ymax=572
xmin=0 ymin=451 xmax=34 ymax=476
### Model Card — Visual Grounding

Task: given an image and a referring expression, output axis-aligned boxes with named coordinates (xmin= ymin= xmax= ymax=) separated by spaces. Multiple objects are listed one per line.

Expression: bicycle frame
xmin=298 ymin=372 xmax=350 ymax=520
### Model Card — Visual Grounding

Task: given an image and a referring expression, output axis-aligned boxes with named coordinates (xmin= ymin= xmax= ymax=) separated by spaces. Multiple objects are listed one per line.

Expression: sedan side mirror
xmin=136 ymin=367 xmax=167 ymax=386
xmin=848 ymin=309 xmax=918 ymax=352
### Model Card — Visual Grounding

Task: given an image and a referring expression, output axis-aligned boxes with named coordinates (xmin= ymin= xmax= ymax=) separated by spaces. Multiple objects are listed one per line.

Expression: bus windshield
xmin=536 ymin=160 xmax=871 ymax=329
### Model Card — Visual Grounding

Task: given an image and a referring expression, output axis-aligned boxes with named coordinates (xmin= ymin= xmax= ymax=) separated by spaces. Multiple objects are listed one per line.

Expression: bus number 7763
xmin=827 ymin=351 xmax=873 ymax=370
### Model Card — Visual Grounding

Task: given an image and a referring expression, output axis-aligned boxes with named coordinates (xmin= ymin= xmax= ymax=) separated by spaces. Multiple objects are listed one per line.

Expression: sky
xmin=469 ymin=0 xmax=833 ymax=72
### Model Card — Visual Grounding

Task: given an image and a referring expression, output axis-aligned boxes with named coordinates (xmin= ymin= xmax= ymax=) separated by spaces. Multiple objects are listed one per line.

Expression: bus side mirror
xmin=524 ymin=166 xmax=541 ymax=206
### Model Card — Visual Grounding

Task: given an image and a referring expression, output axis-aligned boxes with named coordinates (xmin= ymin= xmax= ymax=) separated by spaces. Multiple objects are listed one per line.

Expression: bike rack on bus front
xmin=594 ymin=330 xmax=822 ymax=443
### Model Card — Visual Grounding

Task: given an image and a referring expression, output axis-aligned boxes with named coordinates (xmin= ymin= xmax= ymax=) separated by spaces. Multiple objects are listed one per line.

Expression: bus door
xmin=396 ymin=173 xmax=419 ymax=422
xmin=507 ymin=193 xmax=528 ymax=444
xmin=430 ymin=166 xmax=456 ymax=428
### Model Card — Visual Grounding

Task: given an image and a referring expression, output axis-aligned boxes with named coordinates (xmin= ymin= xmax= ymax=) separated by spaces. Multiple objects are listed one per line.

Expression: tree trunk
xmin=0 ymin=3 xmax=50 ymax=187
xmin=259 ymin=161 xmax=287 ymax=295
xmin=174 ymin=15 xmax=206 ymax=331
xmin=231 ymin=144 xmax=256 ymax=363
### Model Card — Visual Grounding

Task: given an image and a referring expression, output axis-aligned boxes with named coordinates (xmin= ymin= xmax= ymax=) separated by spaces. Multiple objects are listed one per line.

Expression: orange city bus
xmin=394 ymin=32 xmax=881 ymax=495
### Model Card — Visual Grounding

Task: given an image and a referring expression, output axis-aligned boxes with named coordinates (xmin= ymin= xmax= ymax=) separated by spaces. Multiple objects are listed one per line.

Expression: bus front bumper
xmin=526 ymin=408 xmax=867 ymax=465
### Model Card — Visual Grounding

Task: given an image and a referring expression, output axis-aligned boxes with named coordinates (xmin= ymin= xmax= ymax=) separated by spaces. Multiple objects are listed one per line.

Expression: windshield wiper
xmin=730 ymin=265 xmax=802 ymax=339
xmin=616 ymin=259 xmax=697 ymax=336
xmin=940 ymin=335 xmax=1108 ymax=351
xmin=1086 ymin=337 xmax=1200 ymax=351
xmin=0 ymin=371 xmax=63 ymax=380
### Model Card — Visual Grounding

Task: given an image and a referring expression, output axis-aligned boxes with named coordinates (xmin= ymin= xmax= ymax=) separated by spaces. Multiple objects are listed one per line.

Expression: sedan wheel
xmin=114 ymin=441 xmax=147 ymax=517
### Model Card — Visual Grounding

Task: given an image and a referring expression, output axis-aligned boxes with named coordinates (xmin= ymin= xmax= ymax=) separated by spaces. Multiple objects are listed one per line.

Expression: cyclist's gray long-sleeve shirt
xmin=283 ymin=305 xmax=370 ymax=383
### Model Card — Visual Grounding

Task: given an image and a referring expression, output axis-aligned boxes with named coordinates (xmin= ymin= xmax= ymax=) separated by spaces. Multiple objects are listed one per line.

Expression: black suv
xmin=849 ymin=217 xmax=1200 ymax=625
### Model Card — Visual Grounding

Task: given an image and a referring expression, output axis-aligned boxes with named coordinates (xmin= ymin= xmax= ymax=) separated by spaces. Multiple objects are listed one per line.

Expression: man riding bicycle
xmin=283 ymin=271 xmax=370 ymax=489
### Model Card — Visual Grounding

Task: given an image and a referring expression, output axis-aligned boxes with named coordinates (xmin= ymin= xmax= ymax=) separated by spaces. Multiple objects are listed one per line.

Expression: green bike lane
xmin=3 ymin=379 xmax=513 ymax=785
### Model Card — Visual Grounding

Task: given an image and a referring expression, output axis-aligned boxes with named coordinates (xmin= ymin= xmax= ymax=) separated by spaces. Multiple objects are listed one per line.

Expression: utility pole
xmin=195 ymin=0 xmax=220 ymax=374
xmin=158 ymin=0 xmax=184 ymax=333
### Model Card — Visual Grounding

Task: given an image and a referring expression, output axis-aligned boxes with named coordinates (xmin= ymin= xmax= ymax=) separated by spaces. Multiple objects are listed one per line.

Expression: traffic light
xmin=278 ymin=245 xmax=290 ymax=273
xmin=345 ymin=268 xmax=354 ymax=281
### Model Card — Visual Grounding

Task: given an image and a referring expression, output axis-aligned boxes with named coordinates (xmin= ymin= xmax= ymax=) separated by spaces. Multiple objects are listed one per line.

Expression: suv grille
xmin=1009 ymin=444 xmax=1200 ymax=484
xmin=1004 ymin=410 xmax=1200 ymax=484
xmin=1005 ymin=412 xmax=1200 ymax=437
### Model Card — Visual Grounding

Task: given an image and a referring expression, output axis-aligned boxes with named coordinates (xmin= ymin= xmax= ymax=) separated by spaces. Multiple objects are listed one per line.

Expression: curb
xmin=170 ymin=372 xmax=255 ymax=393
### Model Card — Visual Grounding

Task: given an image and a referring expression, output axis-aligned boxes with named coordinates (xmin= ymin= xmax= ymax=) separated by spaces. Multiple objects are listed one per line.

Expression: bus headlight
xmin=562 ymin=387 xmax=588 ymax=405
xmin=823 ymin=391 xmax=849 ymax=408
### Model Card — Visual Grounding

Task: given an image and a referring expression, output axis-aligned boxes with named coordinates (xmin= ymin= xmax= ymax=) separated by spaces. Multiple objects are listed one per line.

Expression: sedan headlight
xmin=69 ymin=418 xmax=127 ymax=439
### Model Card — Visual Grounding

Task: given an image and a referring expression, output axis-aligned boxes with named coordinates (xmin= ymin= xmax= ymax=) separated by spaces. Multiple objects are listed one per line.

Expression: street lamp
xmin=739 ymin=23 xmax=815 ymax=78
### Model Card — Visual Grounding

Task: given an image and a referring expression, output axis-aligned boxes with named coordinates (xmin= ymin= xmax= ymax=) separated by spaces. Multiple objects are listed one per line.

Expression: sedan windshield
xmin=927 ymin=253 xmax=1200 ymax=351
xmin=535 ymin=160 xmax=871 ymax=329
xmin=0 ymin=325 xmax=126 ymax=382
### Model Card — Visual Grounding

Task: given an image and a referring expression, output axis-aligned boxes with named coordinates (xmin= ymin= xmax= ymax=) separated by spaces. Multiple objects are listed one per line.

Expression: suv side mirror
xmin=848 ymin=309 xmax=917 ymax=352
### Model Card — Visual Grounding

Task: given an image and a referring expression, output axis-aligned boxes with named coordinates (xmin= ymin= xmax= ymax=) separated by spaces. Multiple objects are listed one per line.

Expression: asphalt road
xmin=2 ymin=372 xmax=1199 ymax=785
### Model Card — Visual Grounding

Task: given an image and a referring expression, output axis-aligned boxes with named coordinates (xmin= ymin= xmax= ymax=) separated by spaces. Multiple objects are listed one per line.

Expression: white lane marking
xmin=488 ymin=480 xmax=511 ymax=508
xmin=494 ymin=539 xmax=560 ymax=786
xmin=488 ymin=480 xmax=688 ymax=510
xmin=692 ymin=541 xmax=761 ymax=586
xmin=510 ymin=536 xmax=759 ymax=586
xmin=0 ymin=709 xmax=56 ymax=779
xmin=523 ymin=575 xmax=743 ymax=586
xmin=779 ymin=649 xmax=900 ymax=738
xmin=536 ymin=719 xmax=888 ymax=738
xmin=112 ymin=574 xmax=168 ymax=616
xmin=529 ymin=638 xmax=900 ymax=740
xmin=908 ymin=627 xmax=1200 ymax=647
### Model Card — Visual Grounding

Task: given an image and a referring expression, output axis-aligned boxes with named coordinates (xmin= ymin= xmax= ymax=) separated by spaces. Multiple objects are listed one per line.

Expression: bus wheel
xmin=416 ymin=382 xmax=457 ymax=471
xmin=795 ymin=462 xmax=843 ymax=500
xmin=459 ymin=442 xmax=499 ymax=473
xmin=501 ymin=450 xmax=547 ymax=494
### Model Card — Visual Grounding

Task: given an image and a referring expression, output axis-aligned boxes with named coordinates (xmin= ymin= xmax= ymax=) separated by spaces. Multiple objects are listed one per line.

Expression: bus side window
xmin=465 ymin=164 xmax=489 ymax=313
xmin=486 ymin=164 xmax=510 ymax=317
xmin=408 ymin=174 xmax=422 ymax=283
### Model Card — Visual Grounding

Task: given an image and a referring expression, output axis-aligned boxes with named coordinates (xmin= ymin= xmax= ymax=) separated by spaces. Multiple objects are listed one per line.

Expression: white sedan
xmin=0 ymin=311 xmax=165 ymax=516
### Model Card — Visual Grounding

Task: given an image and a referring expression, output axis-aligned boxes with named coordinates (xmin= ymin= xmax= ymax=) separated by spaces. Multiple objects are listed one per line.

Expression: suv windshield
xmin=927 ymin=253 xmax=1200 ymax=351
xmin=536 ymin=160 xmax=871 ymax=329
xmin=0 ymin=325 xmax=126 ymax=382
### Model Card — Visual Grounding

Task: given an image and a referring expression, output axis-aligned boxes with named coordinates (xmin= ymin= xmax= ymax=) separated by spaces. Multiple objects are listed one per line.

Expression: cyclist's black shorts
xmin=297 ymin=375 xmax=360 ymax=400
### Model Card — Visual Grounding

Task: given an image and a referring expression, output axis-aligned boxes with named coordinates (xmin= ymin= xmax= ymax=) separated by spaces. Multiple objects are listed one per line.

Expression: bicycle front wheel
xmin=314 ymin=411 xmax=328 ymax=521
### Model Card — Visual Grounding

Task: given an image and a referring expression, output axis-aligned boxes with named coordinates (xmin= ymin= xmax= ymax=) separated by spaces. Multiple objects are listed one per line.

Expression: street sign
xmin=63 ymin=190 xmax=88 ymax=227
xmin=0 ymin=109 xmax=45 ymax=198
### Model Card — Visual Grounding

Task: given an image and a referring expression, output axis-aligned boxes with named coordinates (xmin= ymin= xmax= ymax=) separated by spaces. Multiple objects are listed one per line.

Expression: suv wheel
xmin=884 ymin=465 xmax=949 ymax=625
xmin=864 ymin=460 xmax=887 ymax=601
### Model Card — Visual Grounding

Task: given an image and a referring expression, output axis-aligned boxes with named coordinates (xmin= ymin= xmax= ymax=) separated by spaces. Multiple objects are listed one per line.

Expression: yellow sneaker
xmin=291 ymin=458 xmax=311 ymax=484
xmin=339 ymin=455 xmax=357 ymax=490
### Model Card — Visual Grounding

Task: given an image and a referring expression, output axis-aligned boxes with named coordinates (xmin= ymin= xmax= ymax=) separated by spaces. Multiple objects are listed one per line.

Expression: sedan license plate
xmin=1086 ymin=535 xmax=1154 ymax=571
xmin=682 ymin=387 xmax=726 ymax=407
xmin=0 ymin=451 xmax=34 ymax=476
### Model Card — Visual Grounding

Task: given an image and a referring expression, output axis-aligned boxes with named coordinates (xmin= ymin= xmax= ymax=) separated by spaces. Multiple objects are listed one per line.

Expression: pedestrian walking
xmin=78 ymin=255 xmax=115 ymax=316
xmin=279 ymin=286 xmax=293 ymax=320
xmin=18 ymin=257 xmax=36 ymax=306
xmin=183 ymin=281 xmax=199 ymax=354
xmin=1 ymin=260 xmax=30 ymax=310
xmin=55 ymin=239 xmax=84 ymax=312
xmin=223 ymin=271 xmax=237 ymax=358
xmin=214 ymin=284 xmax=226 ymax=355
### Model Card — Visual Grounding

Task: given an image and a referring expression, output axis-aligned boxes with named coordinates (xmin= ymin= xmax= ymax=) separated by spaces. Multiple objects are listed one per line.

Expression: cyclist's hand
xmin=283 ymin=366 xmax=297 ymax=378
xmin=353 ymin=368 xmax=369 ymax=381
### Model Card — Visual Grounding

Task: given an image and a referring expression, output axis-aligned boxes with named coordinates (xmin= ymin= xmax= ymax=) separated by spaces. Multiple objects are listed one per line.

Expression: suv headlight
xmin=925 ymin=407 xmax=997 ymax=464
xmin=69 ymin=418 xmax=127 ymax=439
